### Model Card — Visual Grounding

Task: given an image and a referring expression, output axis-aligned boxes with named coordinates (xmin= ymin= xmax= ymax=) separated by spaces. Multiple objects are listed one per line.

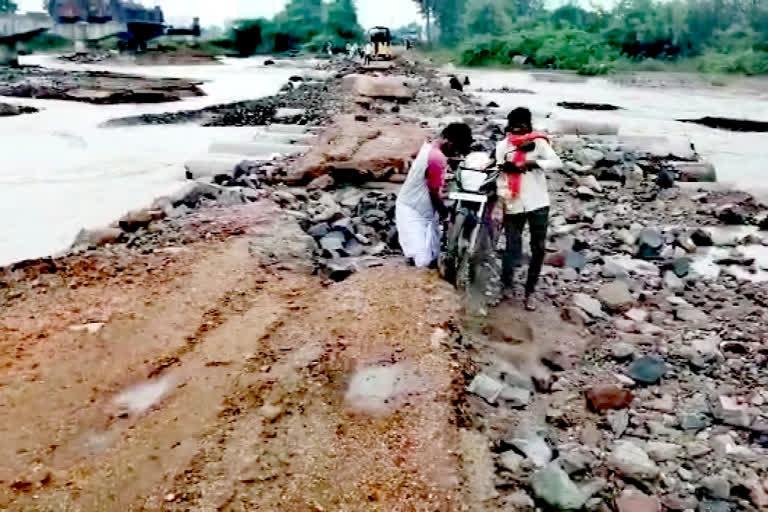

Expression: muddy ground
xmin=0 ymin=201 xmax=521 ymax=510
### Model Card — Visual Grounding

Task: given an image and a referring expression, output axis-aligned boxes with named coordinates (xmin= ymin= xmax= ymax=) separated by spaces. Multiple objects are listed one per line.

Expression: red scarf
xmin=505 ymin=132 xmax=549 ymax=199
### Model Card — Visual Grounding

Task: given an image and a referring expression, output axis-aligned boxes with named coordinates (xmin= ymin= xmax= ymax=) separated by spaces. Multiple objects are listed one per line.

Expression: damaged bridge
xmin=0 ymin=13 xmax=53 ymax=65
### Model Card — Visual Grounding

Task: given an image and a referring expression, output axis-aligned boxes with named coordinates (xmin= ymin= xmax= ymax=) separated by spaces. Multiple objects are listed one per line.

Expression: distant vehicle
xmin=368 ymin=26 xmax=392 ymax=61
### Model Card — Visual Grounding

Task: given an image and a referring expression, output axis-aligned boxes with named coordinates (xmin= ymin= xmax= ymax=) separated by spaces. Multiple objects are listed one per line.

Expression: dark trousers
xmin=502 ymin=206 xmax=549 ymax=296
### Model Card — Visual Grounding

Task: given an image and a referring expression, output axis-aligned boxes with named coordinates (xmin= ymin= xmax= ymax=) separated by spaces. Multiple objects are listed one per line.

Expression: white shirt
xmin=495 ymin=137 xmax=562 ymax=214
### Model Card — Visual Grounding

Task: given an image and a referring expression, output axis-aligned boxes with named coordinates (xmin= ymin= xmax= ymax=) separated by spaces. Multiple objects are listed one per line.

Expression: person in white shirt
xmin=495 ymin=107 xmax=562 ymax=310
xmin=363 ymin=42 xmax=373 ymax=65
xmin=396 ymin=123 xmax=474 ymax=268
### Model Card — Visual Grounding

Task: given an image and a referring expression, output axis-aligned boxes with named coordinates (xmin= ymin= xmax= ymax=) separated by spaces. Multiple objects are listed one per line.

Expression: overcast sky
xmin=17 ymin=0 xmax=423 ymax=28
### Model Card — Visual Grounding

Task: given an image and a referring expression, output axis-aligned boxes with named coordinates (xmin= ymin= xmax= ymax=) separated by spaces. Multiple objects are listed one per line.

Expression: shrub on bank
xmin=695 ymin=49 xmax=768 ymax=75
xmin=459 ymin=30 xmax=620 ymax=75
xmin=457 ymin=30 xmax=768 ymax=76
xmin=19 ymin=33 xmax=72 ymax=53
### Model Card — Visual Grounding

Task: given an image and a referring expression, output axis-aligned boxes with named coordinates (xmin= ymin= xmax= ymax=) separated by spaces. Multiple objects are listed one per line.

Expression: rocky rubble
xmin=104 ymin=62 xmax=346 ymax=127
xmin=462 ymin=117 xmax=768 ymax=509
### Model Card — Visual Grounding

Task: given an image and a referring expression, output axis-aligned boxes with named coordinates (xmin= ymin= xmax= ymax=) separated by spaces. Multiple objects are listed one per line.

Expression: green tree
xmin=326 ymin=0 xmax=364 ymax=41
xmin=465 ymin=0 xmax=510 ymax=37
xmin=551 ymin=5 xmax=592 ymax=29
xmin=436 ymin=0 xmax=467 ymax=43
xmin=504 ymin=0 xmax=544 ymax=18
xmin=274 ymin=0 xmax=324 ymax=41
xmin=231 ymin=18 xmax=268 ymax=56
xmin=412 ymin=0 xmax=438 ymax=43
xmin=269 ymin=0 xmax=325 ymax=51
xmin=0 ymin=0 xmax=18 ymax=13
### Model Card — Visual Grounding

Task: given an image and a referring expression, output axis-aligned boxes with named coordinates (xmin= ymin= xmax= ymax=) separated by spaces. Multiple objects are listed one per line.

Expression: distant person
xmin=396 ymin=124 xmax=474 ymax=268
xmin=495 ymin=107 xmax=562 ymax=310
xmin=345 ymin=42 xmax=352 ymax=57
xmin=363 ymin=42 xmax=373 ymax=65
xmin=449 ymin=76 xmax=463 ymax=91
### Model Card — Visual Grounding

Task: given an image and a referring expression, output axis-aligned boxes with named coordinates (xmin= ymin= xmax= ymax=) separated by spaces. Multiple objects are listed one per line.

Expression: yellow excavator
xmin=368 ymin=26 xmax=393 ymax=61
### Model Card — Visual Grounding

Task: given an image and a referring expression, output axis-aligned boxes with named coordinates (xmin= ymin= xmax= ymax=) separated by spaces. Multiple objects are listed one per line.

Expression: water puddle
xmin=694 ymin=244 xmax=768 ymax=283
xmin=345 ymin=363 xmax=426 ymax=414
xmin=113 ymin=375 xmax=175 ymax=417
xmin=78 ymin=429 xmax=120 ymax=456
xmin=704 ymin=225 xmax=759 ymax=246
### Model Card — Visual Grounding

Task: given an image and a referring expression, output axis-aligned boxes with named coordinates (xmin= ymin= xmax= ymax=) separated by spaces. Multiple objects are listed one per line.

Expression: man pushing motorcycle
xmin=395 ymin=108 xmax=562 ymax=312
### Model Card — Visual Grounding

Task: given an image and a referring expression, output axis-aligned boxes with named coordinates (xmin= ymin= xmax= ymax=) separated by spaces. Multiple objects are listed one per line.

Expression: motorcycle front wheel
xmin=438 ymin=211 xmax=467 ymax=285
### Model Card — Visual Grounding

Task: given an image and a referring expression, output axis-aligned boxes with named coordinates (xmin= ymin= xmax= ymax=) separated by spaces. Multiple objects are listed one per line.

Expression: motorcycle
xmin=439 ymin=152 xmax=499 ymax=291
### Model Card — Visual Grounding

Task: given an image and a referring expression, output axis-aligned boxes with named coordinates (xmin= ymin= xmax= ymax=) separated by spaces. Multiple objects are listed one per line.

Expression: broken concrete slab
xmin=342 ymin=74 xmax=413 ymax=101
xmin=184 ymin=158 xmax=242 ymax=179
xmin=209 ymin=141 xmax=310 ymax=157
xmin=550 ymin=119 xmax=620 ymax=136
xmin=265 ymin=123 xmax=311 ymax=134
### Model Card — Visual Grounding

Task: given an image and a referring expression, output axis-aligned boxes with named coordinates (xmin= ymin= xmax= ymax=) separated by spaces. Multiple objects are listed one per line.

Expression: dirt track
xmin=0 ymin=199 xmax=508 ymax=510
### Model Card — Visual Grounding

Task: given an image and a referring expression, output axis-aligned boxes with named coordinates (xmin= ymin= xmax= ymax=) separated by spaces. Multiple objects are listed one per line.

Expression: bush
xmin=453 ymin=0 xmax=768 ymax=76
xmin=578 ymin=59 xmax=615 ymax=75
xmin=21 ymin=33 xmax=71 ymax=52
xmin=696 ymin=49 xmax=768 ymax=75
xmin=459 ymin=29 xmax=620 ymax=73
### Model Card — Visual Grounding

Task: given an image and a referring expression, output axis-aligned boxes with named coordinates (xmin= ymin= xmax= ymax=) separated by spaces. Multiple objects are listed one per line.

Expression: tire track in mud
xmin=0 ymin=239 xmax=320 ymax=510
xmin=151 ymin=267 xmax=475 ymax=512
xmin=146 ymin=277 xmax=270 ymax=379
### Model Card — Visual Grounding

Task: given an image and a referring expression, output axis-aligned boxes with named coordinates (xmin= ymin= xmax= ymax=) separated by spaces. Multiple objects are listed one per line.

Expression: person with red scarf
xmin=496 ymin=107 xmax=563 ymax=310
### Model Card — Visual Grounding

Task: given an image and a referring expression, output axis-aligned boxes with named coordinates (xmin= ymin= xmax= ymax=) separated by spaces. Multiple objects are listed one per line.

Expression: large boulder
xmin=342 ymin=74 xmax=413 ymax=101
xmin=285 ymin=116 xmax=427 ymax=184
